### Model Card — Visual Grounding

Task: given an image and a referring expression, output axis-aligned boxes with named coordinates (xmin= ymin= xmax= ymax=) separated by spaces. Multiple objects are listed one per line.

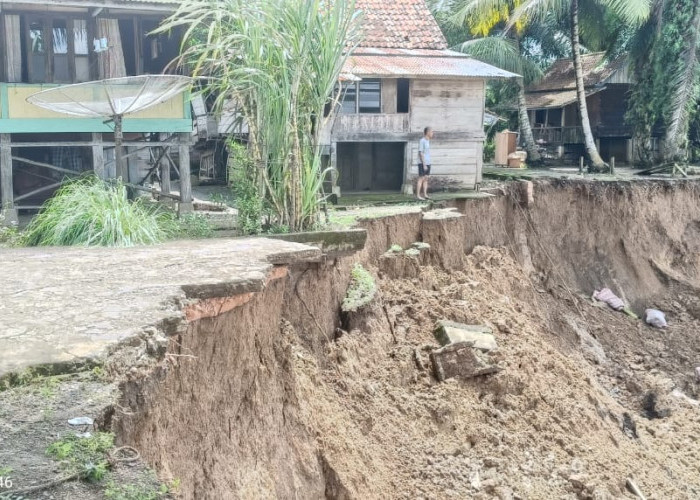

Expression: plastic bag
xmin=645 ymin=309 xmax=667 ymax=328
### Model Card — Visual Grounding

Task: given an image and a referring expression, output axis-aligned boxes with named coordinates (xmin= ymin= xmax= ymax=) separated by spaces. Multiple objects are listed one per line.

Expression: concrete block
xmin=434 ymin=320 xmax=496 ymax=351
xmin=430 ymin=342 xmax=502 ymax=381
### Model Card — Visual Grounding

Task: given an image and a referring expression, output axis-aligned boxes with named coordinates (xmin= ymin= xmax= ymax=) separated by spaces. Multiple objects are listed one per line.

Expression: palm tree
xmin=454 ymin=37 xmax=545 ymax=164
xmin=660 ymin=3 xmax=700 ymax=162
xmin=505 ymin=0 xmax=650 ymax=171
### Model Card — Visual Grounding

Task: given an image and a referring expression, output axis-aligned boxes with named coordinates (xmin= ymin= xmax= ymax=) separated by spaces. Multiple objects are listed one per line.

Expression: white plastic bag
xmin=645 ymin=309 xmax=667 ymax=328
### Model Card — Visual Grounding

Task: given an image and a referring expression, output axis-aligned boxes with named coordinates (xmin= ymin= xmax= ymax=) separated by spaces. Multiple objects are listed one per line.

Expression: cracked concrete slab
xmin=0 ymin=237 xmax=321 ymax=378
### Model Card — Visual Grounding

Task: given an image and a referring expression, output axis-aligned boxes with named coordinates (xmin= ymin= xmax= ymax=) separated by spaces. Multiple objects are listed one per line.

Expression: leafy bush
xmin=228 ymin=142 xmax=263 ymax=235
xmin=46 ymin=432 xmax=114 ymax=482
xmin=342 ymin=264 xmax=377 ymax=312
xmin=175 ymin=213 xmax=214 ymax=239
xmin=23 ymin=177 xmax=174 ymax=247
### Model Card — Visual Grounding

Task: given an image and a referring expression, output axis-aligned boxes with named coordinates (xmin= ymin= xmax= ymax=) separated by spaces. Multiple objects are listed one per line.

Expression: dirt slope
xmin=291 ymin=247 xmax=700 ymax=499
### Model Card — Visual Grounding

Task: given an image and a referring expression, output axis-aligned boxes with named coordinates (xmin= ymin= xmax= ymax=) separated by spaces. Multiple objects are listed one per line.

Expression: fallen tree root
xmin=109 ymin=445 xmax=141 ymax=465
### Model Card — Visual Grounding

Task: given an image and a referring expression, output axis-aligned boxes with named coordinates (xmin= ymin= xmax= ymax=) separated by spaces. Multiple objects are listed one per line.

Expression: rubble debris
xmin=642 ymin=392 xmax=671 ymax=419
xmin=430 ymin=342 xmax=502 ymax=382
xmin=696 ymin=367 xmax=700 ymax=382
xmin=592 ymin=288 xmax=625 ymax=311
xmin=622 ymin=413 xmax=638 ymax=439
xmin=644 ymin=309 xmax=667 ymax=328
xmin=433 ymin=320 xmax=496 ymax=350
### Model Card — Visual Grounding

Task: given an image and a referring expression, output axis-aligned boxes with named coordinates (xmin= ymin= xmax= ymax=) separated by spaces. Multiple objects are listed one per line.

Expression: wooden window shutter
xmin=2 ymin=15 xmax=22 ymax=82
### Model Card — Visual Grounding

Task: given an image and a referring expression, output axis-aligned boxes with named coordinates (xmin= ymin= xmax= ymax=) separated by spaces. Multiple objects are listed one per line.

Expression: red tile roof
xmin=355 ymin=0 xmax=447 ymax=50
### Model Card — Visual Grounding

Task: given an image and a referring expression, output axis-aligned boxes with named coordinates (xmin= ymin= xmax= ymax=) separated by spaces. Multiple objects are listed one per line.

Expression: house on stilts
xmin=524 ymin=52 xmax=658 ymax=163
xmin=0 ymin=0 xmax=191 ymax=224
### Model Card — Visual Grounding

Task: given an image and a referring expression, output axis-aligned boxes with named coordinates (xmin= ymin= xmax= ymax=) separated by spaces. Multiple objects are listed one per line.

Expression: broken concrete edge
xmin=422 ymin=208 xmax=465 ymax=221
xmin=265 ymin=229 xmax=367 ymax=259
xmin=0 ymin=245 xmax=319 ymax=388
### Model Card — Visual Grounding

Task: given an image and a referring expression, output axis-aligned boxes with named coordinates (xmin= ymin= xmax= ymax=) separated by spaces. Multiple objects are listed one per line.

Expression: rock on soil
xmin=289 ymin=246 xmax=700 ymax=499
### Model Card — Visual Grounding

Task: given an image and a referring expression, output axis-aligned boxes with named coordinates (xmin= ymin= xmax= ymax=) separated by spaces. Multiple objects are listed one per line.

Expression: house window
xmin=397 ymin=78 xmax=409 ymax=113
xmin=340 ymin=79 xmax=382 ymax=113
xmin=23 ymin=16 xmax=91 ymax=83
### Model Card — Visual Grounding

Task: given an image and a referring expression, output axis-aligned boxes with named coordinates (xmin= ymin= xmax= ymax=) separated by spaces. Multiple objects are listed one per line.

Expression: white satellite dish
xmin=27 ymin=75 xmax=193 ymax=182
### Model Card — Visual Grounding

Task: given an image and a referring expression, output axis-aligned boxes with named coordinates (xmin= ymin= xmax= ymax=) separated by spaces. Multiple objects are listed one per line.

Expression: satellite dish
xmin=27 ymin=75 xmax=194 ymax=182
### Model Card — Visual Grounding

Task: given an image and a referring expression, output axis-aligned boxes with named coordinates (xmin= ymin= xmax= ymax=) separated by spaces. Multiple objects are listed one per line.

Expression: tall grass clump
xmin=159 ymin=0 xmax=362 ymax=232
xmin=23 ymin=177 xmax=174 ymax=247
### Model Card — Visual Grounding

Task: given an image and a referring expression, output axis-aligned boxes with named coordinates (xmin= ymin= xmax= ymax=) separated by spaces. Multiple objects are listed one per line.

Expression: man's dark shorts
xmin=418 ymin=163 xmax=431 ymax=177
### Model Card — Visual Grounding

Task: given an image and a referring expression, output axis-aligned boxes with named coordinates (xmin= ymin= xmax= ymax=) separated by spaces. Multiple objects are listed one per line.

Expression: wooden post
xmin=579 ymin=156 xmax=584 ymax=174
xmin=610 ymin=156 xmax=615 ymax=175
xmin=91 ymin=132 xmax=105 ymax=179
xmin=0 ymin=133 xmax=18 ymax=225
xmin=178 ymin=133 xmax=193 ymax=213
xmin=160 ymin=146 xmax=171 ymax=195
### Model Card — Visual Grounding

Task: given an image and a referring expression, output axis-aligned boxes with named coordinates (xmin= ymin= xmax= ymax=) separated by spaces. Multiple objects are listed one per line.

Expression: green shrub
xmin=175 ymin=213 xmax=214 ymax=239
xmin=342 ymin=264 xmax=377 ymax=312
xmin=46 ymin=432 xmax=114 ymax=483
xmin=228 ymin=142 xmax=263 ymax=235
xmin=23 ymin=177 xmax=174 ymax=247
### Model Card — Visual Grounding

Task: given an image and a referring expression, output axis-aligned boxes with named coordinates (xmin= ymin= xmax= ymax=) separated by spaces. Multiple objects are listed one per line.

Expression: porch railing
xmin=531 ymin=126 xmax=584 ymax=145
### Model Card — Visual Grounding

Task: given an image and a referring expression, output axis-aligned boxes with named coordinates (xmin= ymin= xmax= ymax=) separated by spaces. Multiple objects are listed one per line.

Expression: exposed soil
xmin=3 ymin=178 xmax=700 ymax=499
xmin=291 ymin=247 xmax=700 ymax=499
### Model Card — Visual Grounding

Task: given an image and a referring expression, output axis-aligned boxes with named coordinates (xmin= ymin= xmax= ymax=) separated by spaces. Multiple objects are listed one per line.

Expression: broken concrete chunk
xmin=68 ymin=417 xmax=94 ymax=426
xmin=430 ymin=342 xmax=502 ymax=381
xmin=434 ymin=320 xmax=496 ymax=351
xmin=411 ymin=242 xmax=431 ymax=251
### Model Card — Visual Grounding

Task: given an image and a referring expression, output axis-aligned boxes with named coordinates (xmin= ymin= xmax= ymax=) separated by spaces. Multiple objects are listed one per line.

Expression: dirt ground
xmin=2 ymin=179 xmax=699 ymax=499
xmin=289 ymin=246 xmax=700 ymax=499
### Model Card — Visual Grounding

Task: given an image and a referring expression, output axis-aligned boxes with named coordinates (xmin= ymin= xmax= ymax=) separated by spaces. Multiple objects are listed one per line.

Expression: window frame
xmin=23 ymin=14 xmax=95 ymax=84
xmin=339 ymin=78 xmax=382 ymax=114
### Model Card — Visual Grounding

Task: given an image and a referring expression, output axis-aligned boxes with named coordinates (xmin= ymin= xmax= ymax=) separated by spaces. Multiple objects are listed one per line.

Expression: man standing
xmin=417 ymin=127 xmax=433 ymax=200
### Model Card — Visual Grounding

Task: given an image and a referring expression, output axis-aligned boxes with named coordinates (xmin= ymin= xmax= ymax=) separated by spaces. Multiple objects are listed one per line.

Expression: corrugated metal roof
xmin=525 ymin=88 xmax=604 ymax=109
xmin=355 ymin=0 xmax=447 ymax=50
xmin=343 ymin=49 xmax=519 ymax=79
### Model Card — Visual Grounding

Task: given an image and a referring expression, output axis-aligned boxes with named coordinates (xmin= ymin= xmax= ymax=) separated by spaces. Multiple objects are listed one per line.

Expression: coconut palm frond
xmin=663 ymin=7 xmax=700 ymax=159
xmin=595 ymin=0 xmax=650 ymax=25
xmin=455 ymin=36 xmax=543 ymax=83
xmin=507 ymin=0 xmax=570 ymax=30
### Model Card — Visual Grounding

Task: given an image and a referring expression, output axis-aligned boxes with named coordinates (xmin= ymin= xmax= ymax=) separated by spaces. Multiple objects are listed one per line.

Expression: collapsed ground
xmin=1 ymin=179 xmax=699 ymax=499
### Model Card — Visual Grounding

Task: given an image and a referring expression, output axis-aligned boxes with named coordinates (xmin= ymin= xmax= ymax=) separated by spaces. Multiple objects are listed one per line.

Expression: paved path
xmin=0 ymin=238 xmax=320 ymax=378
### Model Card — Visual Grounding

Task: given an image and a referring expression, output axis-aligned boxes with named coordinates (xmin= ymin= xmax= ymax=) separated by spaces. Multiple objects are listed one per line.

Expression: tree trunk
xmin=661 ymin=1 xmax=700 ymax=163
xmin=570 ymin=0 xmax=606 ymax=172
xmin=516 ymin=79 xmax=543 ymax=164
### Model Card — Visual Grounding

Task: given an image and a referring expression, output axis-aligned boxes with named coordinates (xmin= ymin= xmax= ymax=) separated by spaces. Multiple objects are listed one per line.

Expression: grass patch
xmin=175 ymin=213 xmax=214 ymax=239
xmin=23 ymin=177 xmax=175 ymax=247
xmin=46 ymin=432 xmax=114 ymax=482
xmin=0 ymin=213 xmax=21 ymax=248
xmin=104 ymin=471 xmax=172 ymax=500
xmin=342 ymin=264 xmax=377 ymax=312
